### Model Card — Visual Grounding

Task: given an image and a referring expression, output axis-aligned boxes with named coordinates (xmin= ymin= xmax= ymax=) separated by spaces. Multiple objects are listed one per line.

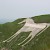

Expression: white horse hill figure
xmin=3 ymin=18 xmax=50 ymax=46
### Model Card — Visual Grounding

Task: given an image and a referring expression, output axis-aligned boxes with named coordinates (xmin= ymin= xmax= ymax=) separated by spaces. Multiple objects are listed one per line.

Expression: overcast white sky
xmin=0 ymin=0 xmax=50 ymax=23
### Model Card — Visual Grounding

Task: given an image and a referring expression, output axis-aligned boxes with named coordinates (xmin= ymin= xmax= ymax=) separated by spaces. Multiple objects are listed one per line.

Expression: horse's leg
xmin=22 ymin=36 xmax=33 ymax=46
xmin=18 ymin=33 xmax=32 ymax=45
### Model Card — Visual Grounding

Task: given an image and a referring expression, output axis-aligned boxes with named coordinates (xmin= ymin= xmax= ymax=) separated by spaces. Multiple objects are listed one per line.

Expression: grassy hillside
xmin=0 ymin=18 xmax=26 ymax=42
xmin=31 ymin=14 xmax=50 ymax=23
xmin=25 ymin=27 xmax=50 ymax=50
xmin=0 ymin=14 xmax=50 ymax=50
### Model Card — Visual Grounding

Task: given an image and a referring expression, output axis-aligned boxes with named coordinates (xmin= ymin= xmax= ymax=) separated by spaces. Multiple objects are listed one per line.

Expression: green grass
xmin=0 ymin=18 xmax=26 ymax=49
xmin=24 ymin=27 xmax=50 ymax=50
xmin=0 ymin=18 xmax=26 ymax=42
xmin=0 ymin=32 xmax=31 ymax=50
xmin=31 ymin=14 xmax=50 ymax=23
xmin=0 ymin=14 xmax=50 ymax=50
xmin=11 ymin=32 xmax=31 ymax=50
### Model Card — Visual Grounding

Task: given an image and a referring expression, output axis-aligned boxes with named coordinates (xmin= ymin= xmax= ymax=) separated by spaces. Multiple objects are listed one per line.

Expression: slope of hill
xmin=32 ymin=14 xmax=50 ymax=23
xmin=0 ymin=14 xmax=50 ymax=50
